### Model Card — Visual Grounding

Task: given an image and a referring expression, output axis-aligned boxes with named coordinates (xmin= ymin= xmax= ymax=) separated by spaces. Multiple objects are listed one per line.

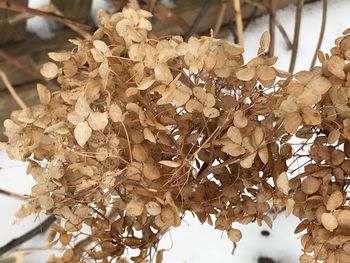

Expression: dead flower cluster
xmin=3 ymin=5 xmax=350 ymax=263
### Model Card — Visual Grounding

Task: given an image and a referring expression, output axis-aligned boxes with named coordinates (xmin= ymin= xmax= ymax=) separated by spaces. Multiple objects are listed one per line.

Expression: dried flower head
xmin=4 ymin=5 xmax=350 ymax=263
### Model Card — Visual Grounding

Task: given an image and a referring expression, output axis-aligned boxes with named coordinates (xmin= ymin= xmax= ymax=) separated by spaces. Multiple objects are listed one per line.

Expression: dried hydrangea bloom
xmin=3 ymin=4 xmax=350 ymax=263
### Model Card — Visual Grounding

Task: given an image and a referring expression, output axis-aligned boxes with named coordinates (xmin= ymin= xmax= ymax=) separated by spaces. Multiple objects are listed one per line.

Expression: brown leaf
xmin=259 ymin=31 xmax=270 ymax=54
xmin=132 ymin=144 xmax=148 ymax=162
xmin=87 ymin=112 xmax=109 ymax=131
xmin=233 ymin=110 xmax=248 ymax=128
xmin=258 ymin=147 xmax=269 ymax=164
xmin=36 ymin=84 xmax=51 ymax=105
xmin=40 ymin=62 xmax=58 ymax=79
xmin=321 ymin=212 xmax=338 ymax=231
xmin=236 ymin=67 xmax=256 ymax=81
xmin=75 ymin=97 xmax=91 ymax=118
xmin=159 ymin=160 xmax=181 ymax=168
xmin=155 ymin=63 xmax=173 ymax=84
xmin=240 ymin=152 xmax=256 ymax=168
xmin=109 ymin=103 xmax=125 ymax=122
xmin=48 ymin=51 xmax=71 ymax=62
xmin=227 ymin=126 xmax=242 ymax=144
xmin=74 ymin=121 xmax=92 ymax=147
xmin=326 ymin=191 xmax=344 ymax=211
xmin=126 ymin=199 xmax=144 ymax=216
xmin=222 ymin=143 xmax=245 ymax=157
xmin=276 ymin=172 xmax=289 ymax=195
xmin=146 ymin=201 xmax=162 ymax=216
xmin=227 ymin=228 xmax=242 ymax=243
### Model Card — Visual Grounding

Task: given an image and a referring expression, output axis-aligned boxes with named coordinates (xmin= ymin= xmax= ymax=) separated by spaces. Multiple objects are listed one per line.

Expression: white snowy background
xmin=1 ymin=0 xmax=350 ymax=262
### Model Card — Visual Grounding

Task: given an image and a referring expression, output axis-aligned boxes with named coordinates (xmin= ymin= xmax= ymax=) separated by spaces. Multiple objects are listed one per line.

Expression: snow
xmin=26 ymin=0 xmax=54 ymax=39
xmin=240 ymin=0 xmax=349 ymax=72
xmin=2 ymin=0 xmax=350 ymax=262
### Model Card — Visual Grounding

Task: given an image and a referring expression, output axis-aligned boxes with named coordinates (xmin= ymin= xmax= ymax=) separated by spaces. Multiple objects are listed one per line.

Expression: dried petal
xmin=40 ymin=62 xmax=58 ymax=79
xmin=74 ymin=121 xmax=92 ymax=147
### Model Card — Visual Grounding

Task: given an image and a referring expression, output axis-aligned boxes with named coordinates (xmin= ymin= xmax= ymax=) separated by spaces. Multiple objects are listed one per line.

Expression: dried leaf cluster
xmin=3 ymin=6 xmax=350 ymax=263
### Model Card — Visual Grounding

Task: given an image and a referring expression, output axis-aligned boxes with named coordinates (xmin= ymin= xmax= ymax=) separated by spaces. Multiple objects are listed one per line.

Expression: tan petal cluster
xmin=3 ymin=5 xmax=350 ymax=263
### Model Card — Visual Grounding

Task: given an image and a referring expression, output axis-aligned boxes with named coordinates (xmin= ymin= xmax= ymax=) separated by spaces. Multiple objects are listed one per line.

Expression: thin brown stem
xmin=289 ymin=0 xmax=304 ymax=73
xmin=7 ymin=3 xmax=53 ymax=25
xmin=0 ymin=1 xmax=91 ymax=38
xmin=0 ymin=188 xmax=27 ymax=201
xmin=0 ymin=215 xmax=56 ymax=256
xmin=275 ymin=18 xmax=293 ymax=49
xmin=232 ymin=0 xmax=244 ymax=46
xmin=157 ymin=3 xmax=190 ymax=33
xmin=243 ymin=0 xmax=292 ymax=49
xmin=184 ymin=0 xmax=213 ymax=41
xmin=74 ymin=236 xmax=93 ymax=255
xmin=214 ymin=0 xmax=228 ymax=37
xmin=50 ymin=5 xmax=92 ymax=40
xmin=310 ymin=0 xmax=327 ymax=69
xmin=0 ymin=49 xmax=42 ymax=80
xmin=268 ymin=0 xmax=276 ymax=56
xmin=0 ymin=69 xmax=27 ymax=110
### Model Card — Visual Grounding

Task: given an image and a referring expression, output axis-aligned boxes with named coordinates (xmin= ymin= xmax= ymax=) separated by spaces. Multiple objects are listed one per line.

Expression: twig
xmin=242 ymin=0 xmax=292 ymax=49
xmin=184 ymin=0 xmax=213 ymax=41
xmin=275 ymin=19 xmax=293 ymax=49
xmin=7 ymin=4 xmax=53 ymax=25
xmin=147 ymin=0 xmax=158 ymax=12
xmin=268 ymin=0 xmax=276 ymax=56
xmin=74 ymin=236 xmax=93 ymax=255
xmin=0 ymin=1 xmax=91 ymax=38
xmin=214 ymin=0 xmax=228 ymax=37
xmin=289 ymin=0 xmax=304 ymax=73
xmin=232 ymin=0 xmax=244 ymax=46
xmin=229 ymin=18 xmax=238 ymax=42
xmin=243 ymin=5 xmax=258 ymax=30
xmin=0 ymin=188 xmax=27 ymax=201
xmin=0 ymin=69 xmax=27 ymax=110
xmin=0 ymin=215 xmax=56 ymax=256
xmin=157 ymin=3 xmax=190 ymax=32
xmin=50 ymin=5 xmax=92 ymax=40
xmin=310 ymin=0 xmax=327 ymax=69
xmin=0 ymin=49 xmax=42 ymax=80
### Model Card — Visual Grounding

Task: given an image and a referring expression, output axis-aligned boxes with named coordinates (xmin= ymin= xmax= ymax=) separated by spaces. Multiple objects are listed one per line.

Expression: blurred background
xmin=0 ymin=0 xmax=349 ymax=262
